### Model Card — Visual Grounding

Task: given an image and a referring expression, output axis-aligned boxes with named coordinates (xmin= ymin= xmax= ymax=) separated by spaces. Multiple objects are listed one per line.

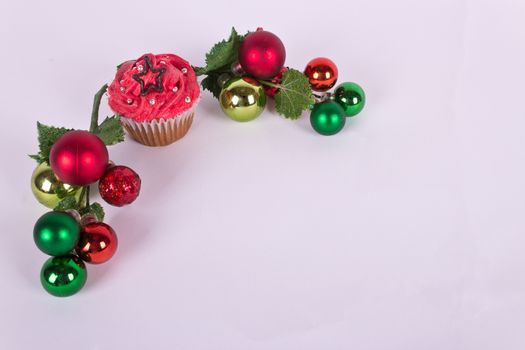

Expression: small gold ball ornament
xmin=219 ymin=77 xmax=266 ymax=122
xmin=31 ymin=163 xmax=80 ymax=208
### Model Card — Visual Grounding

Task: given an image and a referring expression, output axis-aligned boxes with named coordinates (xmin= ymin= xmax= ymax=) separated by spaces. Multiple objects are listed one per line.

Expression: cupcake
xmin=108 ymin=53 xmax=200 ymax=146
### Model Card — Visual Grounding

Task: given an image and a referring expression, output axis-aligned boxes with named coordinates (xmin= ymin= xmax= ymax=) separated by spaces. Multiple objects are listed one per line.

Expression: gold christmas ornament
xmin=219 ymin=77 xmax=266 ymax=122
xmin=31 ymin=163 xmax=80 ymax=208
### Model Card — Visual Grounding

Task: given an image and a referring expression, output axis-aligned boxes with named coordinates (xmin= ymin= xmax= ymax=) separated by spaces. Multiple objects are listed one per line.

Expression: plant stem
xmin=90 ymin=84 xmax=108 ymax=133
xmin=78 ymin=186 xmax=88 ymax=208
xmin=257 ymin=80 xmax=280 ymax=89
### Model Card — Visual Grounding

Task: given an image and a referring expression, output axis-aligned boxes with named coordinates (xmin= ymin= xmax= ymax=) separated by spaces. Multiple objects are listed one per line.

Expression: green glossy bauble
xmin=310 ymin=101 xmax=346 ymax=136
xmin=40 ymin=254 xmax=87 ymax=297
xmin=333 ymin=82 xmax=366 ymax=117
xmin=219 ymin=77 xmax=266 ymax=122
xmin=34 ymin=211 xmax=80 ymax=256
xmin=31 ymin=163 xmax=80 ymax=209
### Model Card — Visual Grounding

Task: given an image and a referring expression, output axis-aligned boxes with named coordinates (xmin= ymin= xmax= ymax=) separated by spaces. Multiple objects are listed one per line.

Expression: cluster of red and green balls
xmin=215 ymin=28 xmax=365 ymax=134
xmin=304 ymin=57 xmax=366 ymax=135
xmin=32 ymin=130 xmax=141 ymax=297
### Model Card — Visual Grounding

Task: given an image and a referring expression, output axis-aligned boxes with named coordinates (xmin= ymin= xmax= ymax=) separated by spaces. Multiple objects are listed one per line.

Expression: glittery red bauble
xmin=239 ymin=29 xmax=286 ymax=79
xmin=304 ymin=57 xmax=339 ymax=92
xmin=98 ymin=165 xmax=141 ymax=207
xmin=76 ymin=222 xmax=117 ymax=264
xmin=49 ymin=130 xmax=109 ymax=186
xmin=264 ymin=67 xmax=288 ymax=98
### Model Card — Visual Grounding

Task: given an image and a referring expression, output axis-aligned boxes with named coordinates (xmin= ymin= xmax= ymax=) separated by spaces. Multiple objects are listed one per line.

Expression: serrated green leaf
xmin=29 ymin=154 xmax=44 ymax=162
xmin=93 ymin=115 xmax=124 ymax=145
xmin=192 ymin=66 xmax=207 ymax=76
xmin=30 ymin=122 xmax=72 ymax=164
xmin=201 ymin=73 xmax=223 ymax=99
xmin=204 ymin=27 xmax=244 ymax=73
xmin=274 ymin=69 xmax=314 ymax=119
xmin=89 ymin=202 xmax=105 ymax=222
xmin=78 ymin=202 xmax=105 ymax=221
xmin=54 ymin=196 xmax=79 ymax=211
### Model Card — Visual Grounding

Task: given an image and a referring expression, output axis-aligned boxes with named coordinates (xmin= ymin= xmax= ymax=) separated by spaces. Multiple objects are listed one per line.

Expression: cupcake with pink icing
xmin=108 ymin=53 xmax=200 ymax=146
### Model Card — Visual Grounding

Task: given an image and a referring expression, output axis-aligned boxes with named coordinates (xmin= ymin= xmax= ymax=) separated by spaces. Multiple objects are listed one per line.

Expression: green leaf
xmin=203 ymin=27 xmax=245 ymax=74
xmin=28 ymin=154 xmax=42 ymax=162
xmin=89 ymin=202 xmax=105 ymax=222
xmin=54 ymin=196 xmax=79 ymax=211
xmin=192 ymin=66 xmax=207 ymax=76
xmin=274 ymin=69 xmax=315 ymax=119
xmin=93 ymin=115 xmax=125 ymax=145
xmin=201 ymin=72 xmax=223 ymax=99
xmin=30 ymin=122 xmax=72 ymax=164
xmin=78 ymin=202 xmax=105 ymax=222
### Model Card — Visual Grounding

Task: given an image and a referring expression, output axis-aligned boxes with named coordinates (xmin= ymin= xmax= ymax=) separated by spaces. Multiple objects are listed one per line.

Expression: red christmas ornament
xmin=98 ymin=165 xmax=141 ymax=207
xmin=238 ymin=29 xmax=286 ymax=79
xmin=264 ymin=67 xmax=288 ymax=98
xmin=49 ymin=130 xmax=109 ymax=186
xmin=304 ymin=57 xmax=339 ymax=92
xmin=76 ymin=222 xmax=117 ymax=264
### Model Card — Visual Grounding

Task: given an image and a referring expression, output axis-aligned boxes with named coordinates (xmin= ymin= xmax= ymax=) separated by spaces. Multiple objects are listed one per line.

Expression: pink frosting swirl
xmin=108 ymin=53 xmax=200 ymax=122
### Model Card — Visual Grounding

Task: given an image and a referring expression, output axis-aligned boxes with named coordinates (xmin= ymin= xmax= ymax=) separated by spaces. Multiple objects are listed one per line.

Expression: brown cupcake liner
xmin=120 ymin=107 xmax=195 ymax=147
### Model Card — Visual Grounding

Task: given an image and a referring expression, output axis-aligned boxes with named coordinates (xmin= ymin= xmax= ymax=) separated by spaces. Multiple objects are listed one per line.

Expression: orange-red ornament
xmin=76 ymin=222 xmax=118 ymax=264
xmin=304 ymin=57 xmax=338 ymax=92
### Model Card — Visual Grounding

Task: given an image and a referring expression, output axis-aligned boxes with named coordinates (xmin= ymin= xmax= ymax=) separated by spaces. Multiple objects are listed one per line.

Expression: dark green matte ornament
xmin=40 ymin=254 xmax=87 ymax=297
xmin=310 ymin=101 xmax=346 ymax=135
xmin=333 ymin=82 xmax=366 ymax=117
xmin=33 ymin=211 xmax=80 ymax=256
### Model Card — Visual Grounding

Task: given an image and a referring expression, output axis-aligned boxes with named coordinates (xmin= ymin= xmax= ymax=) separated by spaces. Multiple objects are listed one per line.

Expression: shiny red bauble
xmin=76 ymin=222 xmax=118 ymax=264
xmin=264 ymin=67 xmax=288 ymax=97
xmin=304 ymin=57 xmax=339 ymax=92
xmin=239 ymin=29 xmax=286 ymax=79
xmin=49 ymin=130 xmax=109 ymax=186
xmin=98 ymin=165 xmax=141 ymax=207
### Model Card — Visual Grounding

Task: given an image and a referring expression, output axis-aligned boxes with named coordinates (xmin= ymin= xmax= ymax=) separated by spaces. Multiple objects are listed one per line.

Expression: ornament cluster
xmin=195 ymin=27 xmax=366 ymax=135
xmin=305 ymin=57 xmax=366 ymax=135
xmin=30 ymin=85 xmax=141 ymax=297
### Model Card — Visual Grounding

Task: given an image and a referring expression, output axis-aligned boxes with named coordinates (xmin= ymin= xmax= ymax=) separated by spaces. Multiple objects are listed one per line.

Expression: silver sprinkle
xmin=127 ymin=98 xmax=133 ymax=104
xmin=172 ymin=86 xmax=178 ymax=93
xmin=160 ymin=60 xmax=166 ymax=64
xmin=120 ymin=86 xmax=126 ymax=92
xmin=149 ymin=98 xmax=156 ymax=105
xmin=137 ymin=65 xmax=144 ymax=72
xmin=181 ymin=67 xmax=188 ymax=74
xmin=185 ymin=96 xmax=191 ymax=103
xmin=120 ymin=79 xmax=125 ymax=84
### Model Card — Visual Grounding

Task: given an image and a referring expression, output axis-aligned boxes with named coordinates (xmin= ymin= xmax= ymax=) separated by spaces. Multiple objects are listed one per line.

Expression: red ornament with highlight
xmin=76 ymin=222 xmax=118 ymax=264
xmin=49 ymin=130 xmax=109 ymax=186
xmin=238 ymin=29 xmax=286 ymax=79
xmin=304 ymin=57 xmax=339 ymax=92
xmin=98 ymin=165 xmax=141 ymax=207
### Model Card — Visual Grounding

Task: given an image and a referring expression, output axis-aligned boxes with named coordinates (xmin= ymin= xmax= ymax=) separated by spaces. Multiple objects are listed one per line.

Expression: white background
xmin=1 ymin=0 xmax=524 ymax=349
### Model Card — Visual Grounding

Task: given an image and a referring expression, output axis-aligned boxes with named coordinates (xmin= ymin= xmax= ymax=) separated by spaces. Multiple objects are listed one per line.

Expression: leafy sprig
xmin=194 ymin=27 xmax=245 ymax=76
xmin=272 ymin=69 xmax=315 ymax=119
xmin=30 ymin=84 xmax=123 ymax=220
xmin=29 ymin=123 xmax=71 ymax=164
xmin=196 ymin=27 xmax=314 ymax=119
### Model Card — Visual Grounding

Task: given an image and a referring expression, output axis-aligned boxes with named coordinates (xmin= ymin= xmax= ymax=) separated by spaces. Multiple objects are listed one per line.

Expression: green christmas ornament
xmin=33 ymin=211 xmax=80 ymax=256
xmin=310 ymin=101 xmax=346 ymax=135
xmin=333 ymin=82 xmax=366 ymax=117
xmin=40 ymin=255 xmax=87 ymax=297
xmin=219 ymin=77 xmax=266 ymax=122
